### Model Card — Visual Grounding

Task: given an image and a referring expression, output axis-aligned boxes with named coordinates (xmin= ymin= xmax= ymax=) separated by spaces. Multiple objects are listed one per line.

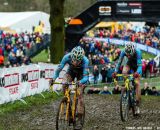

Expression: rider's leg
xmin=62 ymin=73 xmax=72 ymax=94
xmin=78 ymin=85 xmax=85 ymax=115
xmin=135 ymin=77 xmax=141 ymax=106
xmin=75 ymin=85 xmax=85 ymax=129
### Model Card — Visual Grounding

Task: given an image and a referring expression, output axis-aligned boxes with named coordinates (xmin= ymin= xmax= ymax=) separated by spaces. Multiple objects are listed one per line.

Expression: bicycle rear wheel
xmin=120 ymin=88 xmax=129 ymax=122
xmin=56 ymin=97 xmax=72 ymax=130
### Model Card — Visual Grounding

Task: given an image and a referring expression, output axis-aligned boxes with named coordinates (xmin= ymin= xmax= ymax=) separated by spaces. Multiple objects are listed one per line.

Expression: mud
xmin=0 ymin=94 xmax=160 ymax=130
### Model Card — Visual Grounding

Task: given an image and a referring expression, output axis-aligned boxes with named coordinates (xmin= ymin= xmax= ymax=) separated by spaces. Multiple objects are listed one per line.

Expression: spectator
xmin=99 ymin=86 xmax=111 ymax=95
xmin=93 ymin=65 xmax=99 ymax=84
xmin=106 ymin=64 xmax=115 ymax=83
xmin=142 ymin=59 xmax=147 ymax=78
xmin=112 ymin=85 xmax=121 ymax=94
xmin=22 ymin=56 xmax=32 ymax=65
xmin=87 ymin=87 xmax=101 ymax=94
xmin=0 ymin=44 xmax=4 ymax=56
xmin=151 ymin=86 xmax=160 ymax=96
xmin=8 ymin=52 xmax=18 ymax=66
xmin=141 ymin=82 xmax=152 ymax=95
xmin=100 ymin=67 xmax=107 ymax=83
xmin=0 ymin=55 xmax=4 ymax=66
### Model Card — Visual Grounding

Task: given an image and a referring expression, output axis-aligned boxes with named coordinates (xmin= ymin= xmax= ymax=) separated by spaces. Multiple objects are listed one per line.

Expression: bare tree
xmin=49 ymin=0 xmax=65 ymax=63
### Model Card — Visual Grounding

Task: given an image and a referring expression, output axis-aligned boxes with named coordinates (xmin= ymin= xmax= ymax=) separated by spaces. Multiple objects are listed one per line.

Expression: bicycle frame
xmin=113 ymin=74 xmax=133 ymax=90
xmin=55 ymin=82 xmax=80 ymax=121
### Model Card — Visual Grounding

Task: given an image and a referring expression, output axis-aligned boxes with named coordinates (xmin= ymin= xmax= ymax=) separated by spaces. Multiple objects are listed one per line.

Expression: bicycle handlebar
xmin=115 ymin=74 xmax=133 ymax=78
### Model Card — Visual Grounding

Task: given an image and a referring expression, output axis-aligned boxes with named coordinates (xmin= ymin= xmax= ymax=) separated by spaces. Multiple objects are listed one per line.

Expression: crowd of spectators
xmin=0 ymin=30 xmax=47 ymax=67
xmin=86 ymin=25 xmax=160 ymax=49
xmin=78 ymin=37 xmax=159 ymax=84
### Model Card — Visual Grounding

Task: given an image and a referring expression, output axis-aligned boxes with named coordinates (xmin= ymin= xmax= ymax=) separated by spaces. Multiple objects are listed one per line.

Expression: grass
xmin=0 ymin=91 xmax=62 ymax=115
xmin=31 ymin=50 xmax=49 ymax=63
xmin=142 ymin=51 xmax=155 ymax=59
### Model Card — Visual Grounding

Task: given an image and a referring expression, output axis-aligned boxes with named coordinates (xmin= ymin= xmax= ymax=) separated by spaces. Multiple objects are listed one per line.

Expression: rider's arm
xmin=136 ymin=49 xmax=142 ymax=75
xmin=79 ymin=57 xmax=89 ymax=84
xmin=115 ymin=50 xmax=125 ymax=72
xmin=53 ymin=54 xmax=69 ymax=80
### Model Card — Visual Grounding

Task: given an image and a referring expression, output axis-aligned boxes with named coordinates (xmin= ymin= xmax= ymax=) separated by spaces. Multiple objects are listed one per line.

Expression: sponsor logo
xmin=99 ymin=6 xmax=111 ymax=15
xmin=4 ymin=73 xmax=19 ymax=88
xmin=28 ymin=70 xmax=39 ymax=82
xmin=129 ymin=3 xmax=142 ymax=6
xmin=117 ymin=10 xmax=130 ymax=13
xmin=117 ymin=2 xmax=128 ymax=7
xmin=131 ymin=9 xmax=142 ymax=14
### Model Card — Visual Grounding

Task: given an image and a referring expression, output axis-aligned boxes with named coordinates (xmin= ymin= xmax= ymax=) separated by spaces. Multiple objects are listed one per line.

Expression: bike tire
xmin=73 ymin=99 xmax=85 ymax=130
xmin=56 ymin=97 xmax=71 ymax=130
xmin=130 ymin=90 xmax=136 ymax=116
xmin=120 ymin=88 xmax=130 ymax=122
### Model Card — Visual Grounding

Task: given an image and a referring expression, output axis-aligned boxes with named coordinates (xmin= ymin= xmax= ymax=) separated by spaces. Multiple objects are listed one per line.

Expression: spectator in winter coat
xmin=106 ymin=64 xmax=115 ymax=83
xmin=141 ymin=82 xmax=152 ymax=95
xmin=99 ymin=86 xmax=111 ymax=95
xmin=100 ymin=67 xmax=107 ymax=83
xmin=151 ymin=87 xmax=160 ymax=96
xmin=112 ymin=85 xmax=121 ymax=94
xmin=93 ymin=65 xmax=99 ymax=84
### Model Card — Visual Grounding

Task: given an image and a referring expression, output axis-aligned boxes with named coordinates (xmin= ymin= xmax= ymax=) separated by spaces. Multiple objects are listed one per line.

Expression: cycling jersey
xmin=115 ymin=48 xmax=142 ymax=74
xmin=53 ymin=53 xmax=89 ymax=84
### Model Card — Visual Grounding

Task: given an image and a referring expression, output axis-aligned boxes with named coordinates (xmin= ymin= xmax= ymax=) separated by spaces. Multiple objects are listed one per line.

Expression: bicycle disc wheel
xmin=73 ymin=99 xmax=85 ymax=129
xmin=56 ymin=97 xmax=71 ymax=130
xmin=120 ymin=88 xmax=129 ymax=122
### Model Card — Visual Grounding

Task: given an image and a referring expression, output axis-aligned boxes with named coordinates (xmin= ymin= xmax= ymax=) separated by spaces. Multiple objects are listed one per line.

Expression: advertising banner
xmin=0 ymin=63 xmax=58 ymax=104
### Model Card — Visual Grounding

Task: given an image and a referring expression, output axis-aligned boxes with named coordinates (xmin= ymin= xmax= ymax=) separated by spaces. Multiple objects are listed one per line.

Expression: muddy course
xmin=0 ymin=94 xmax=160 ymax=130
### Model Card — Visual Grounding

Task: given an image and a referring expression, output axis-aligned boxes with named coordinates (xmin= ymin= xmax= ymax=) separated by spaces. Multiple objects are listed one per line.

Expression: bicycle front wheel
xmin=73 ymin=99 xmax=85 ymax=129
xmin=129 ymin=90 xmax=136 ymax=116
xmin=120 ymin=88 xmax=129 ymax=122
xmin=56 ymin=97 xmax=71 ymax=130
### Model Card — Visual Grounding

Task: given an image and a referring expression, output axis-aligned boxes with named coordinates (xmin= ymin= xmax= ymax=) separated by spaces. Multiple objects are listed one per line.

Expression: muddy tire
xmin=56 ymin=97 xmax=71 ymax=130
xmin=120 ymin=88 xmax=129 ymax=122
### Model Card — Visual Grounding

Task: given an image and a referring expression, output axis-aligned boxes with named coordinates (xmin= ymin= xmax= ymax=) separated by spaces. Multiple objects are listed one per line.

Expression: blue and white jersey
xmin=53 ymin=53 xmax=89 ymax=84
xmin=115 ymin=49 xmax=142 ymax=75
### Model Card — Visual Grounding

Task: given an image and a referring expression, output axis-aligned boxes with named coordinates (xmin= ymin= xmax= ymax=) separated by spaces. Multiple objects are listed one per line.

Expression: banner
xmin=0 ymin=63 xmax=58 ymax=104
xmin=85 ymin=37 xmax=159 ymax=56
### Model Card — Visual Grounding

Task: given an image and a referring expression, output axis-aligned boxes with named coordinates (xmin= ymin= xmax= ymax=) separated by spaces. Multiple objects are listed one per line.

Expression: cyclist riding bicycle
xmin=52 ymin=46 xmax=89 ymax=129
xmin=112 ymin=42 xmax=142 ymax=114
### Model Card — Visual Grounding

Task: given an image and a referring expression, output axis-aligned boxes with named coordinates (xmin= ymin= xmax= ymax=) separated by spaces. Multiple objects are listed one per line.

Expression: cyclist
xmin=112 ymin=42 xmax=142 ymax=114
xmin=52 ymin=46 xmax=89 ymax=129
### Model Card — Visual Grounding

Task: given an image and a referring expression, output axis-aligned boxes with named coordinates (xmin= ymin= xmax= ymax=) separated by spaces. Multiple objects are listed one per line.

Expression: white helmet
xmin=124 ymin=42 xmax=135 ymax=55
xmin=71 ymin=46 xmax=84 ymax=61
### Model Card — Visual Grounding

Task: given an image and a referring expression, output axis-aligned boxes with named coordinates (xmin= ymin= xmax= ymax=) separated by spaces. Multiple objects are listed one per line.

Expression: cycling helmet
xmin=71 ymin=46 xmax=84 ymax=61
xmin=124 ymin=42 xmax=135 ymax=55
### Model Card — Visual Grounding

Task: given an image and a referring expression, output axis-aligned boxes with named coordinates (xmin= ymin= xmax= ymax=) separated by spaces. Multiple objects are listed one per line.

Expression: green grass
xmin=142 ymin=51 xmax=155 ymax=59
xmin=0 ymin=91 xmax=62 ymax=115
xmin=31 ymin=50 xmax=49 ymax=63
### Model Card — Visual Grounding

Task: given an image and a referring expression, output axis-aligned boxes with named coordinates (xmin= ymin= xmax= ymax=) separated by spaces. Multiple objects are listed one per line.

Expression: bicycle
xmin=54 ymin=82 xmax=85 ymax=130
xmin=113 ymin=74 xmax=137 ymax=122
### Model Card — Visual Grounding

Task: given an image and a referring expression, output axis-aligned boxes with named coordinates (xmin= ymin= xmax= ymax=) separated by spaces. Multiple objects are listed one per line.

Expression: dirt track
xmin=0 ymin=94 xmax=160 ymax=130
